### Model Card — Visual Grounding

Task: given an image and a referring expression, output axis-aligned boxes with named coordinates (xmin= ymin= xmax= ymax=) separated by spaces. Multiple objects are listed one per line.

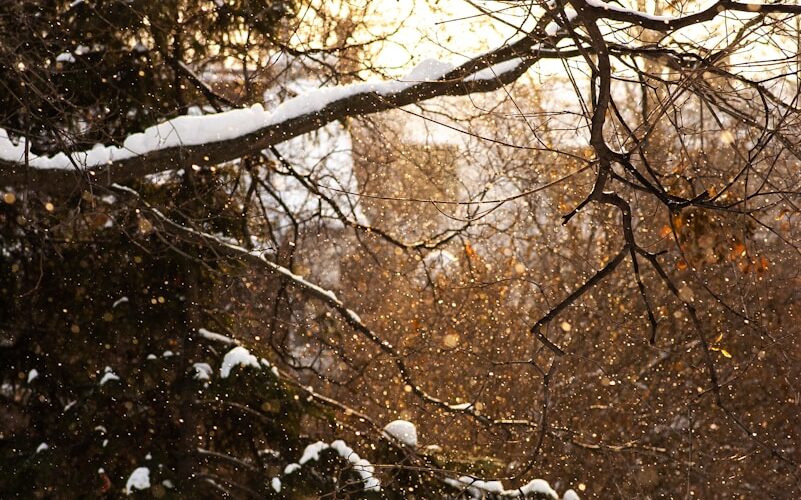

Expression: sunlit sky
xmin=353 ymin=0 xmax=791 ymax=78
xmin=365 ymin=0 xmax=538 ymax=71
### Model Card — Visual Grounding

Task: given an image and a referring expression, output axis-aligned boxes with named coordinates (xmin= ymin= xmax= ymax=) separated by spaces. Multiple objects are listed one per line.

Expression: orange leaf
xmin=732 ymin=242 xmax=747 ymax=257
xmin=464 ymin=242 xmax=477 ymax=259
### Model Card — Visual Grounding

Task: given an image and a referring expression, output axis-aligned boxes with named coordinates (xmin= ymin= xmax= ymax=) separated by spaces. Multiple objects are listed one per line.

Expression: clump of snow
xmin=402 ymin=58 xmax=454 ymax=84
xmin=55 ymin=52 xmax=76 ymax=63
xmin=299 ymin=441 xmax=328 ymax=464
xmin=124 ymin=467 xmax=151 ymax=495
xmin=36 ymin=442 xmax=49 ymax=453
xmin=197 ymin=327 xmax=236 ymax=345
xmin=346 ymin=309 xmax=362 ymax=324
xmin=383 ymin=419 xmax=418 ymax=447
xmin=112 ymin=296 xmax=129 ymax=308
xmin=283 ymin=463 xmax=301 ymax=475
xmin=352 ymin=458 xmax=380 ymax=491
xmin=285 ymin=439 xmax=380 ymax=492
xmin=98 ymin=366 xmax=120 ymax=385
xmin=162 ymin=350 xmax=174 ymax=358
xmin=520 ymin=478 xmax=559 ymax=498
xmin=262 ymin=360 xmax=280 ymax=378
xmin=27 ymin=369 xmax=38 ymax=383
xmin=271 ymin=477 xmax=282 ymax=493
xmin=563 ymin=489 xmax=581 ymax=500
xmin=258 ymin=447 xmax=280 ymax=458
xmin=460 ymin=476 xmax=505 ymax=494
xmin=449 ymin=402 xmax=473 ymax=411
xmin=331 ymin=439 xmax=364 ymax=459
xmin=192 ymin=362 xmax=213 ymax=381
xmin=219 ymin=346 xmax=260 ymax=378
xmin=447 ymin=475 xmax=560 ymax=499
xmin=267 ymin=59 xmax=452 ymax=125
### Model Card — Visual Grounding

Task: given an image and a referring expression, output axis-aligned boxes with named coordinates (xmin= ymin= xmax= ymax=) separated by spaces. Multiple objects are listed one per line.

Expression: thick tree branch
xmin=581 ymin=0 xmax=801 ymax=32
xmin=0 ymin=36 xmax=573 ymax=195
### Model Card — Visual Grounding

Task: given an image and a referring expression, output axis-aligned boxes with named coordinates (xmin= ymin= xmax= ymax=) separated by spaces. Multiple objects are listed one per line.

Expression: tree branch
xmin=0 ymin=36 xmax=574 ymax=195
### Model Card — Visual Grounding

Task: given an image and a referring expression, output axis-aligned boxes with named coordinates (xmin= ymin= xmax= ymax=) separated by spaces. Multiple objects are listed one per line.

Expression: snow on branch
xmin=1 ymin=59 xmax=452 ymax=171
xmin=0 ymin=37 xmax=558 ymax=194
xmin=197 ymin=327 xmax=237 ymax=345
xmin=282 ymin=439 xmax=381 ymax=492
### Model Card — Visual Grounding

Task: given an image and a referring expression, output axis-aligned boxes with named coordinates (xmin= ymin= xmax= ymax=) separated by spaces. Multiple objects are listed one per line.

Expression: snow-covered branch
xmin=1 ymin=36 xmax=560 ymax=195
xmin=8 ymin=1 xmax=791 ymax=195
